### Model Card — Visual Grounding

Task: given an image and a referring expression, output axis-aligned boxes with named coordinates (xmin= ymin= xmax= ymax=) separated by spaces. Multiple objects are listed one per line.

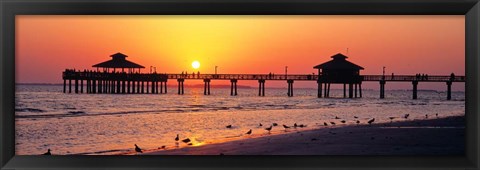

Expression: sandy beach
xmin=141 ymin=116 xmax=464 ymax=155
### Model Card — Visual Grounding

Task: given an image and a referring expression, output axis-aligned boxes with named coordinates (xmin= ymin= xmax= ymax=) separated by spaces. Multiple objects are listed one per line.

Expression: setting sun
xmin=192 ymin=61 xmax=200 ymax=69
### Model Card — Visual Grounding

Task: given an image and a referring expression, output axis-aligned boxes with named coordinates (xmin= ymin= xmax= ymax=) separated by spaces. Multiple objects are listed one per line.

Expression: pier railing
xmin=362 ymin=75 xmax=465 ymax=82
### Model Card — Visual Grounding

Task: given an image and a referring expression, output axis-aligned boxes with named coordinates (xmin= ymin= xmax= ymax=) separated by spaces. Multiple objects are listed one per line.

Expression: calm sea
xmin=15 ymin=84 xmax=465 ymax=155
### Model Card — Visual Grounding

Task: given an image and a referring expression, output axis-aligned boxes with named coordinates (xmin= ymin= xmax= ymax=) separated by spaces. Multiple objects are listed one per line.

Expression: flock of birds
xmin=42 ymin=112 xmax=439 ymax=155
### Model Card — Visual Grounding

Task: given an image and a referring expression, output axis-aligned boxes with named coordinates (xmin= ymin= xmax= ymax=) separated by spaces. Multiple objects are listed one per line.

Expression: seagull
xmin=182 ymin=138 xmax=191 ymax=143
xmin=294 ymin=123 xmax=298 ymax=128
xmin=226 ymin=125 xmax=232 ymax=128
xmin=389 ymin=117 xmax=395 ymax=123
xmin=356 ymin=120 xmax=360 ymax=124
xmin=298 ymin=124 xmax=307 ymax=128
xmin=354 ymin=116 xmax=359 ymax=119
xmin=272 ymin=123 xmax=278 ymax=126
xmin=435 ymin=113 xmax=438 ymax=118
xmin=159 ymin=145 xmax=166 ymax=149
xmin=259 ymin=123 xmax=263 ymax=127
xmin=175 ymin=134 xmax=179 ymax=141
xmin=43 ymin=149 xmax=51 ymax=155
xmin=368 ymin=118 xmax=375 ymax=125
xmin=425 ymin=114 xmax=428 ymax=119
xmin=246 ymin=129 xmax=252 ymax=135
xmin=330 ymin=122 xmax=336 ymax=125
xmin=404 ymin=114 xmax=410 ymax=119
xmin=340 ymin=120 xmax=346 ymax=124
xmin=335 ymin=116 xmax=340 ymax=119
xmin=134 ymin=144 xmax=143 ymax=153
xmin=265 ymin=126 xmax=273 ymax=132
xmin=323 ymin=122 xmax=328 ymax=126
xmin=283 ymin=124 xmax=290 ymax=129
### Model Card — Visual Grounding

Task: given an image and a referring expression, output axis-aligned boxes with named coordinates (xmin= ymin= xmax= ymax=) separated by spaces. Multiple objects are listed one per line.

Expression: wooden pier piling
xmin=412 ymin=80 xmax=418 ymax=99
xmin=447 ymin=81 xmax=452 ymax=100
xmin=379 ymin=80 xmax=386 ymax=99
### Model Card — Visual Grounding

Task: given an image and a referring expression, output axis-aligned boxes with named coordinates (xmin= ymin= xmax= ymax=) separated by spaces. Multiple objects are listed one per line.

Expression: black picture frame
xmin=1 ymin=0 xmax=479 ymax=169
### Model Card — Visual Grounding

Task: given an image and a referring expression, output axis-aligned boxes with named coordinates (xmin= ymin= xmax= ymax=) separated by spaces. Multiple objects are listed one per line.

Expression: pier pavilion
xmin=92 ymin=52 xmax=145 ymax=73
xmin=314 ymin=53 xmax=364 ymax=98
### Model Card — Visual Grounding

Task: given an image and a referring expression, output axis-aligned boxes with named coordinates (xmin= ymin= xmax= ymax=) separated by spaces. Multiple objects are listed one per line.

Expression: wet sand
xmin=142 ymin=116 xmax=465 ymax=155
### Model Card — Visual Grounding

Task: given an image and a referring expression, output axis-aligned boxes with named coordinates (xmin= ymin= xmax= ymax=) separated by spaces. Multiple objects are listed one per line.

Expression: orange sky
xmin=16 ymin=15 xmax=465 ymax=90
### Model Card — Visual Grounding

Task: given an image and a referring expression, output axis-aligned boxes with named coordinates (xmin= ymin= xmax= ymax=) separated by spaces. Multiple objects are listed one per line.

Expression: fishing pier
xmin=62 ymin=53 xmax=465 ymax=100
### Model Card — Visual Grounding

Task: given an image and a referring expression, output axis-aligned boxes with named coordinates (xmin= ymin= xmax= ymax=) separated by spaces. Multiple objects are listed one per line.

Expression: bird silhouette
xmin=335 ymin=116 xmax=340 ymax=119
xmin=259 ymin=123 xmax=263 ymax=127
xmin=404 ymin=114 xmax=410 ymax=119
xmin=298 ymin=124 xmax=306 ymax=128
xmin=159 ymin=145 xmax=166 ymax=149
xmin=283 ymin=124 xmax=290 ymax=129
xmin=340 ymin=120 xmax=346 ymax=123
xmin=368 ymin=118 xmax=375 ymax=125
xmin=246 ymin=129 xmax=252 ymax=135
xmin=388 ymin=117 xmax=395 ymax=123
xmin=182 ymin=138 xmax=191 ymax=143
xmin=435 ymin=113 xmax=438 ymax=118
xmin=294 ymin=123 xmax=298 ymax=128
xmin=175 ymin=134 xmax=179 ymax=141
xmin=354 ymin=116 xmax=359 ymax=119
xmin=272 ymin=123 xmax=278 ymax=126
xmin=265 ymin=126 xmax=273 ymax=132
xmin=134 ymin=144 xmax=143 ymax=153
xmin=42 ymin=149 xmax=51 ymax=155
xmin=356 ymin=120 xmax=360 ymax=124
xmin=226 ymin=125 xmax=232 ymax=128
xmin=323 ymin=122 xmax=328 ymax=126
xmin=425 ymin=114 xmax=428 ymax=119
xmin=330 ymin=122 xmax=336 ymax=125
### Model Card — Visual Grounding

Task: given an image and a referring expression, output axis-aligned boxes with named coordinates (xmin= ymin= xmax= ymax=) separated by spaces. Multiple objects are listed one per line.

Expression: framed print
xmin=1 ymin=0 xmax=479 ymax=169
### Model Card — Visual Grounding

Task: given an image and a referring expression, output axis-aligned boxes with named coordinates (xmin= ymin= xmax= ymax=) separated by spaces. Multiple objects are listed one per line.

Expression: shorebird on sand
xmin=340 ymin=120 xmax=346 ymax=124
xmin=265 ymin=126 xmax=273 ymax=132
xmin=368 ymin=118 xmax=375 ymax=125
xmin=404 ymin=114 xmax=410 ymax=119
xmin=226 ymin=125 xmax=232 ymax=128
xmin=324 ymin=122 xmax=328 ymax=126
xmin=175 ymin=134 xmax=179 ymax=142
xmin=283 ymin=124 xmax=290 ymax=130
xmin=134 ymin=144 xmax=143 ymax=153
xmin=246 ymin=129 xmax=252 ymax=135
xmin=272 ymin=123 xmax=278 ymax=126
xmin=182 ymin=138 xmax=191 ymax=143
xmin=43 ymin=149 xmax=51 ymax=155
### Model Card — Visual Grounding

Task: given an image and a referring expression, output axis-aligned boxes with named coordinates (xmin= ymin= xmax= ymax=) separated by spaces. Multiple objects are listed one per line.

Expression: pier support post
xmin=164 ymin=80 xmax=168 ymax=94
xmin=230 ymin=79 xmax=238 ymax=96
xmin=137 ymin=81 xmax=141 ymax=93
xmin=132 ymin=81 xmax=135 ymax=94
xmin=92 ymin=80 xmax=96 ymax=94
xmin=117 ymin=80 xmax=121 ymax=94
xmin=446 ymin=81 xmax=452 ymax=100
xmin=151 ymin=81 xmax=155 ymax=94
xmin=349 ymin=83 xmax=353 ymax=98
xmin=177 ymin=79 xmax=184 ymax=95
xmin=379 ymin=80 xmax=385 ymax=99
xmin=63 ymin=79 xmax=66 ymax=93
xmin=68 ymin=79 xmax=72 ymax=93
xmin=258 ymin=80 xmax=265 ymax=96
xmin=343 ymin=84 xmax=346 ymax=98
xmin=324 ymin=83 xmax=328 ymax=98
xmin=141 ymin=81 xmax=145 ymax=94
xmin=354 ymin=83 xmax=357 ymax=98
xmin=359 ymin=83 xmax=362 ymax=98
xmin=98 ymin=79 xmax=102 ymax=94
xmin=287 ymin=80 xmax=294 ymax=97
xmin=317 ymin=81 xmax=322 ymax=98
xmin=160 ymin=81 xmax=163 ymax=94
xmin=327 ymin=83 xmax=330 ymax=97
xmin=204 ymin=79 xmax=211 ymax=95
xmin=412 ymin=80 xmax=418 ymax=99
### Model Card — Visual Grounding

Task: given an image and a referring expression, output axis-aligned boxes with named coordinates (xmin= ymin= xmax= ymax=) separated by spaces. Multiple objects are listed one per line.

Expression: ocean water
xmin=15 ymin=84 xmax=465 ymax=155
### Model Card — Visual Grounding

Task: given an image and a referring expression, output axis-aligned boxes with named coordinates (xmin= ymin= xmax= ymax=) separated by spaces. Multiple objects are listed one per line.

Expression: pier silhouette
xmin=62 ymin=53 xmax=465 ymax=100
